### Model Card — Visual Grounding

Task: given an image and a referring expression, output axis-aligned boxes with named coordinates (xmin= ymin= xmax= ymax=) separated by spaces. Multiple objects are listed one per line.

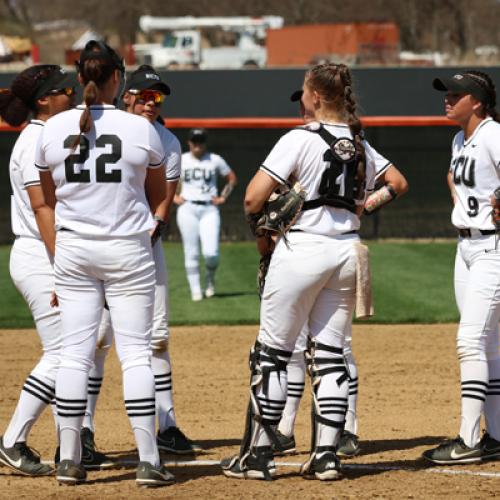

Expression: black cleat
xmin=221 ymin=446 xmax=276 ymax=480
xmin=56 ymin=459 xmax=87 ymax=485
xmin=0 ymin=437 xmax=53 ymax=476
xmin=272 ymin=430 xmax=296 ymax=455
xmin=157 ymin=426 xmax=200 ymax=455
xmin=336 ymin=430 xmax=360 ymax=458
xmin=480 ymin=432 xmax=500 ymax=461
xmin=136 ymin=461 xmax=175 ymax=487
xmin=301 ymin=450 xmax=342 ymax=481
xmin=422 ymin=436 xmax=482 ymax=465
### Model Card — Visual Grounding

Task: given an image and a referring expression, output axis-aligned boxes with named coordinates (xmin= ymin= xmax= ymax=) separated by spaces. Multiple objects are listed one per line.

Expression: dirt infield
xmin=0 ymin=324 xmax=499 ymax=499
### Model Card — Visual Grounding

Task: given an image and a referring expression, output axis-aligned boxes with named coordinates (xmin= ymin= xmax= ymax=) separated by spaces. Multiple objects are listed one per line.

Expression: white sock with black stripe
xmin=485 ymin=358 xmax=500 ymax=441
xmin=3 ymin=373 xmax=55 ymax=448
xmin=56 ymin=367 xmax=88 ymax=463
xmin=278 ymin=350 xmax=305 ymax=438
xmin=82 ymin=349 xmax=107 ymax=432
xmin=459 ymin=360 xmax=488 ymax=447
xmin=152 ymin=350 xmax=176 ymax=432
xmin=123 ymin=366 xmax=159 ymax=467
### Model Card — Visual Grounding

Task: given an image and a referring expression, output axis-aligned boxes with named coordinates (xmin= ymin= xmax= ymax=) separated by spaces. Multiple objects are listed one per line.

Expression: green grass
xmin=0 ymin=241 xmax=458 ymax=328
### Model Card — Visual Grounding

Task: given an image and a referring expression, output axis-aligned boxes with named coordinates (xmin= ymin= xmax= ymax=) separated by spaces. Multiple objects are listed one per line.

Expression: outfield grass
xmin=0 ymin=241 xmax=458 ymax=328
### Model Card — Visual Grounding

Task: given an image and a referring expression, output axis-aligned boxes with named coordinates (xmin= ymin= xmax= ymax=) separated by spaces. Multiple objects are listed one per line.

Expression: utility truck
xmin=132 ymin=15 xmax=284 ymax=69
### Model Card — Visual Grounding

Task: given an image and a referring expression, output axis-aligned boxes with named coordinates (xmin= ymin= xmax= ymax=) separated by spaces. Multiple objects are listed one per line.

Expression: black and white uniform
xmin=253 ymin=122 xmax=390 ymax=452
xmin=36 ymin=104 xmax=165 ymax=467
xmin=450 ymin=117 xmax=500 ymax=446
xmin=96 ymin=120 xmax=182 ymax=432
xmin=3 ymin=120 xmax=60 ymax=448
xmin=176 ymin=150 xmax=232 ymax=298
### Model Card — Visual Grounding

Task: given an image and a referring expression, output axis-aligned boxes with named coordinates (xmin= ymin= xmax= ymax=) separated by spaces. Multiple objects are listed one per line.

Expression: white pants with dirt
xmin=176 ymin=201 xmax=220 ymax=298
xmin=454 ymin=233 xmax=500 ymax=446
xmin=3 ymin=236 xmax=60 ymax=447
xmin=255 ymin=231 xmax=357 ymax=451
xmin=54 ymin=230 xmax=160 ymax=467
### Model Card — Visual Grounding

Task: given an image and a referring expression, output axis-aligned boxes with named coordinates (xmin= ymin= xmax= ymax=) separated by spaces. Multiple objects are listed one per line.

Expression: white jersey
xmin=154 ymin=121 xmax=181 ymax=182
xmin=260 ymin=122 xmax=391 ymax=236
xmin=180 ymin=151 xmax=232 ymax=201
xmin=35 ymin=104 xmax=165 ymax=236
xmin=10 ymin=120 xmax=45 ymax=239
xmin=450 ymin=117 xmax=500 ymax=230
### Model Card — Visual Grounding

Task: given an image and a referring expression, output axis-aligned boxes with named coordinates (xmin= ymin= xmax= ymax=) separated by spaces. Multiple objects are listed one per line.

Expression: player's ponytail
xmin=307 ymin=63 xmax=366 ymax=199
xmin=73 ymin=41 xmax=124 ymax=149
xmin=0 ymin=65 xmax=57 ymax=126
xmin=465 ymin=70 xmax=500 ymax=123
xmin=338 ymin=64 xmax=366 ymax=196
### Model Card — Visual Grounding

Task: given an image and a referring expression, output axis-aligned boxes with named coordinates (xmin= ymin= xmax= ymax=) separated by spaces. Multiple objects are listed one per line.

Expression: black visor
xmin=32 ymin=67 xmax=74 ymax=101
xmin=76 ymin=40 xmax=125 ymax=75
xmin=432 ymin=73 xmax=490 ymax=104
xmin=188 ymin=128 xmax=207 ymax=143
xmin=125 ymin=65 xmax=170 ymax=95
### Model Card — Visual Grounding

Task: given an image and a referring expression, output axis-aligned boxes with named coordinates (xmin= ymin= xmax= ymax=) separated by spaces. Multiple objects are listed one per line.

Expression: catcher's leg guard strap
xmin=238 ymin=341 xmax=292 ymax=464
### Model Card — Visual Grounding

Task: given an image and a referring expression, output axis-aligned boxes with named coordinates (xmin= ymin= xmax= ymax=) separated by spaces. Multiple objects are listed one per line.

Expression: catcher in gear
xmin=221 ymin=62 xmax=405 ymax=482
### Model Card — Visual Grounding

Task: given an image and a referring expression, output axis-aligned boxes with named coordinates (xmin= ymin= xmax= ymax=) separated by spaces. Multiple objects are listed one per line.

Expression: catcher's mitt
xmin=257 ymin=253 xmax=272 ymax=298
xmin=247 ymin=181 xmax=307 ymax=237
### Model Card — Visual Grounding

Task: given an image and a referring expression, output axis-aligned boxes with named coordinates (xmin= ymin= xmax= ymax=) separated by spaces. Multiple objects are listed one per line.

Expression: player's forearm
xmin=447 ymin=171 xmax=457 ymax=204
xmin=146 ymin=166 xmax=167 ymax=215
xmin=155 ymin=180 xmax=178 ymax=221
xmin=34 ymin=206 xmax=56 ymax=256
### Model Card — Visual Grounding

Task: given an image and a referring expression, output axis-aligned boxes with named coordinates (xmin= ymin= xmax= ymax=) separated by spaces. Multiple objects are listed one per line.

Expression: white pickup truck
xmin=133 ymin=29 xmax=267 ymax=69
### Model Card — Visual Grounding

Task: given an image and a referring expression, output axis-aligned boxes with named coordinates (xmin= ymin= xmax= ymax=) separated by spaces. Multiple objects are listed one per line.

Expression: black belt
xmin=458 ymin=228 xmax=496 ymax=238
xmin=289 ymin=229 xmax=358 ymax=235
xmin=58 ymin=227 xmax=74 ymax=232
xmin=188 ymin=200 xmax=212 ymax=205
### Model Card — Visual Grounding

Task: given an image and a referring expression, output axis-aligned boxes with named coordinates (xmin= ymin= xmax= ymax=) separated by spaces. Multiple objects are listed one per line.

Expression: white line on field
xmin=43 ymin=459 xmax=500 ymax=478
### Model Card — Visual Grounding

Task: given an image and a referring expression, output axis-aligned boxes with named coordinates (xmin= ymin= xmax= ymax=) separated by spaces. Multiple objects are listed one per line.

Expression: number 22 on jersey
xmin=64 ymin=134 xmax=122 ymax=183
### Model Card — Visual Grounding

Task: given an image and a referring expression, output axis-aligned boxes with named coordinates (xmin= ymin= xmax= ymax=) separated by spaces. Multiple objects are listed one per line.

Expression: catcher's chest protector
xmin=302 ymin=124 xmax=361 ymax=213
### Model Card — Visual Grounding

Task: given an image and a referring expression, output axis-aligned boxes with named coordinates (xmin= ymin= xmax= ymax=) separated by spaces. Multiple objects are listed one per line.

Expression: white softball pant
xmin=177 ymin=201 xmax=220 ymax=272
xmin=9 ymin=236 xmax=61 ymax=382
xmin=97 ymin=238 xmax=169 ymax=351
xmin=454 ymin=234 xmax=500 ymax=361
xmin=259 ymin=231 xmax=358 ymax=352
xmin=54 ymin=230 xmax=156 ymax=373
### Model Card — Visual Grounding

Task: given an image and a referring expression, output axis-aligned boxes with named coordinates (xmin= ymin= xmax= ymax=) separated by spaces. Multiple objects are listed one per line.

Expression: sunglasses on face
xmin=129 ymin=89 xmax=165 ymax=105
xmin=47 ymin=87 xmax=75 ymax=97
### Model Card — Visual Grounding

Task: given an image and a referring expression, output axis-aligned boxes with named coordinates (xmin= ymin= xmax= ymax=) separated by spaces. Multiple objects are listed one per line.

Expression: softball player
xmin=424 ymin=71 xmax=500 ymax=465
xmin=0 ymin=65 xmax=74 ymax=476
xmin=174 ymin=129 xmax=237 ymax=301
xmin=90 ymin=64 xmax=199 ymax=454
xmin=222 ymin=63 xmax=403 ymax=481
xmin=35 ymin=41 xmax=172 ymax=487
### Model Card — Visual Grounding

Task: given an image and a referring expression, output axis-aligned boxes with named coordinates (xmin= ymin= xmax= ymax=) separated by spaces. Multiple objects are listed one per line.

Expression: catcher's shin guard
xmin=302 ymin=337 xmax=348 ymax=474
xmin=236 ymin=341 xmax=292 ymax=478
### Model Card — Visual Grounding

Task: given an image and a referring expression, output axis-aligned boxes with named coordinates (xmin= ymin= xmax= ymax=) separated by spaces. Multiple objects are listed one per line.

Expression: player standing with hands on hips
xmin=424 ymin=71 xmax=500 ymax=464
xmin=174 ymin=129 xmax=237 ymax=301
xmin=222 ymin=63 xmax=402 ymax=481
xmin=0 ymin=65 xmax=74 ymax=476
xmin=35 ymin=41 xmax=173 ymax=487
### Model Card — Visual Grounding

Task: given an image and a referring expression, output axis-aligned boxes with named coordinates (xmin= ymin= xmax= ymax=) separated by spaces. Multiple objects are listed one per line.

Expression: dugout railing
xmin=0 ymin=117 xmax=458 ymax=243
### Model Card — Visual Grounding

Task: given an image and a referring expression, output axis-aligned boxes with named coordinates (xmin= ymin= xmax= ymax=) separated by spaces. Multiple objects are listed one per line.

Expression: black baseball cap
xmin=188 ymin=128 xmax=207 ymax=143
xmin=290 ymin=89 xmax=303 ymax=102
xmin=432 ymin=72 xmax=490 ymax=104
xmin=32 ymin=65 xmax=74 ymax=101
xmin=125 ymin=65 xmax=171 ymax=95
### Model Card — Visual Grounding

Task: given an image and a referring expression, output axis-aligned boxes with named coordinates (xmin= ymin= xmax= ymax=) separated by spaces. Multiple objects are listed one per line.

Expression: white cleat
xmin=191 ymin=292 xmax=203 ymax=302
xmin=205 ymin=286 xmax=215 ymax=298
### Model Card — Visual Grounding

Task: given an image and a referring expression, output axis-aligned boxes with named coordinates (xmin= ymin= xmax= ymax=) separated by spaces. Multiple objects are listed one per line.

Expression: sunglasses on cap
xmin=129 ymin=89 xmax=165 ymax=105
xmin=46 ymin=87 xmax=75 ymax=97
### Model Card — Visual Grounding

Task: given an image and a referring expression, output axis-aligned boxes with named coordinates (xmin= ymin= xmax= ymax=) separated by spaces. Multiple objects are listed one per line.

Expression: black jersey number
xmin=467 ymin=196 xmax=479 ymax=217
xmin=64 ymin=134 xmax=122 ymax=183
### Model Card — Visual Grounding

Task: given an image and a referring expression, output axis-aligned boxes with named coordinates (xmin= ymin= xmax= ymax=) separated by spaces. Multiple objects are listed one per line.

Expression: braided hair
xmin=305 ymin=63 xmax=366 ymax=197
xmin=464 ymin=70 xmax=499 ymax=122
xmin=0 ymin=65 xmax=60 ymax=126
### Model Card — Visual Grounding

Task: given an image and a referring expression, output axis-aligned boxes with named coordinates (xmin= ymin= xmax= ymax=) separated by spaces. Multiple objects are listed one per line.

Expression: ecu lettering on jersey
xmin=300 ymin=123 xmax=361 ymax=213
